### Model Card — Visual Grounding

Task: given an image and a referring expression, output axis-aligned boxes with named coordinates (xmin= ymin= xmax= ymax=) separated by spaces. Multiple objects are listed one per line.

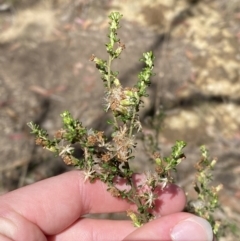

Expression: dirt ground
xmin=0 ymin=0 xmax=240 ymax=239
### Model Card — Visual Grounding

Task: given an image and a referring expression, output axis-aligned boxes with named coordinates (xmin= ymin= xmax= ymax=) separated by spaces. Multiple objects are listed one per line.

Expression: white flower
xmin=134 ymin=120 xmax=142 ymax=132
xmin=144 ymin=190 xmax=156 ymax=208
xmin=59 ymin=145 xmax=74 ymax=156
xmin=144 ymin=171 xmax=158 ymax=186
xmin=83 ymin=168 xmax=96 ymax=182
xmin=159 ymin=177 xmax=168 ymax=190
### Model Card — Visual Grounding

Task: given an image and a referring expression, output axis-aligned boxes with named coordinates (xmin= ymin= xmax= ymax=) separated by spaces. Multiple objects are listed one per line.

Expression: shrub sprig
xmin=28 ymin=12 xmax=234 ymax=237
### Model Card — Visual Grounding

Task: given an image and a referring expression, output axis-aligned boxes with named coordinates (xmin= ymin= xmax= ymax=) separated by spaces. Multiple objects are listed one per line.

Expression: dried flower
xmin=101 ymin=153 xmax=111 ymax=162
xmin=108 ymin=186 xmax=120 ymax=197
xmin=116 ymin=146 xmax=129 ymax=162
xmin=87 ymin=135 xmax=98 ymax=146
xmin=144 ymin=171 xmax=158 ymax=187
xmin=54 ymin=129 xmax=65 ymax=139
xmin=35 ymin=137 xmax=47 ymax=146
xmin=62 ymin=155 xmax=73 ymax=165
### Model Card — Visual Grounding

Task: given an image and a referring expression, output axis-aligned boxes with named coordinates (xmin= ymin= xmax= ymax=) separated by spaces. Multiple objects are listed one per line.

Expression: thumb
xmin=123 ymin=212 xmax=213 ymax=241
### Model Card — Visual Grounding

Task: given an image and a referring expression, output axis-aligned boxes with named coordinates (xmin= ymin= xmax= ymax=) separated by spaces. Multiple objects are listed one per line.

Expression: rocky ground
xmin=0 ymin=0 xmax=239 ymax=240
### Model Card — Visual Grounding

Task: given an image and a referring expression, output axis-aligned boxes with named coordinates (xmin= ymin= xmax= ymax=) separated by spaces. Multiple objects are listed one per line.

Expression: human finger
xmin=0 ymin=171 xmax=131 ymax=236
xmin=0 ymin=208 xmax=47 ymax=241
xmin=47 ymin=218 xmax=135 ymax=241
xmin=123 ymin=212 xmax=213 ymax=241
xmin=0 ymin=171 xmax=185 ymax=237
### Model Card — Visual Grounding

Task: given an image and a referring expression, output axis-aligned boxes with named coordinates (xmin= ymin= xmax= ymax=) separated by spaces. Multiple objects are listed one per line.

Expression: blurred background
xmin=0 ymin=0 xmax=239 ymax=239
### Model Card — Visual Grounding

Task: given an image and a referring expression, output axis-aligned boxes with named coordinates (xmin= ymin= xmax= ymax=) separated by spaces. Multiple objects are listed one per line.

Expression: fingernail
xmin=171 ymin=216 xmax=213 ymax=241
xmin=0 ymin=217 xmax=15 ymax=239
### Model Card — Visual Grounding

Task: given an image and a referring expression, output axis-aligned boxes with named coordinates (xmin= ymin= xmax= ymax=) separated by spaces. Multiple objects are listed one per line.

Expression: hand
xmin=0 ymin=171 xmax=213 ymax=241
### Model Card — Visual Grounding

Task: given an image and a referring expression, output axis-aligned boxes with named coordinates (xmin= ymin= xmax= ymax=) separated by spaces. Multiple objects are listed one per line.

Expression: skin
xmin=0 ymin=170 xmax=202 ymax=241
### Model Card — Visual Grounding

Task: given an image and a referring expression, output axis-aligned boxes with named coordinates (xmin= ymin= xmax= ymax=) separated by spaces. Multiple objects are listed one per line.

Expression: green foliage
xmin=186 ymin=145 xmax=237 ymax=239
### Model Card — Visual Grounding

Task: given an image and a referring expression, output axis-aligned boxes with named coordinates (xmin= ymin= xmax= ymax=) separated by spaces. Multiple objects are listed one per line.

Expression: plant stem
xmin=125 ymin=161 xmax=148 ymax=224
xmin=107 ymin=55 xmax=112 ymax=90
xmin=129 ymin=108 xmax=137 ymax=138
xmin=107 ymin=55 xmax=119 ymax=130
xmin=129 ymin=176 xmax=148 ymax=224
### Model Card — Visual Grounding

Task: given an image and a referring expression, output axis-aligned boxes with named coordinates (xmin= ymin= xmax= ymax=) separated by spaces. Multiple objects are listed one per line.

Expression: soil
xmin=0 ymin=0 xmax=239 ymax=239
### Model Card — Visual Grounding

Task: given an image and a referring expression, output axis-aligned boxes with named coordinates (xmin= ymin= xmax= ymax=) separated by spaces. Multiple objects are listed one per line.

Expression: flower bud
xmin=210 ymin=159 xmax=217 ymax=168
